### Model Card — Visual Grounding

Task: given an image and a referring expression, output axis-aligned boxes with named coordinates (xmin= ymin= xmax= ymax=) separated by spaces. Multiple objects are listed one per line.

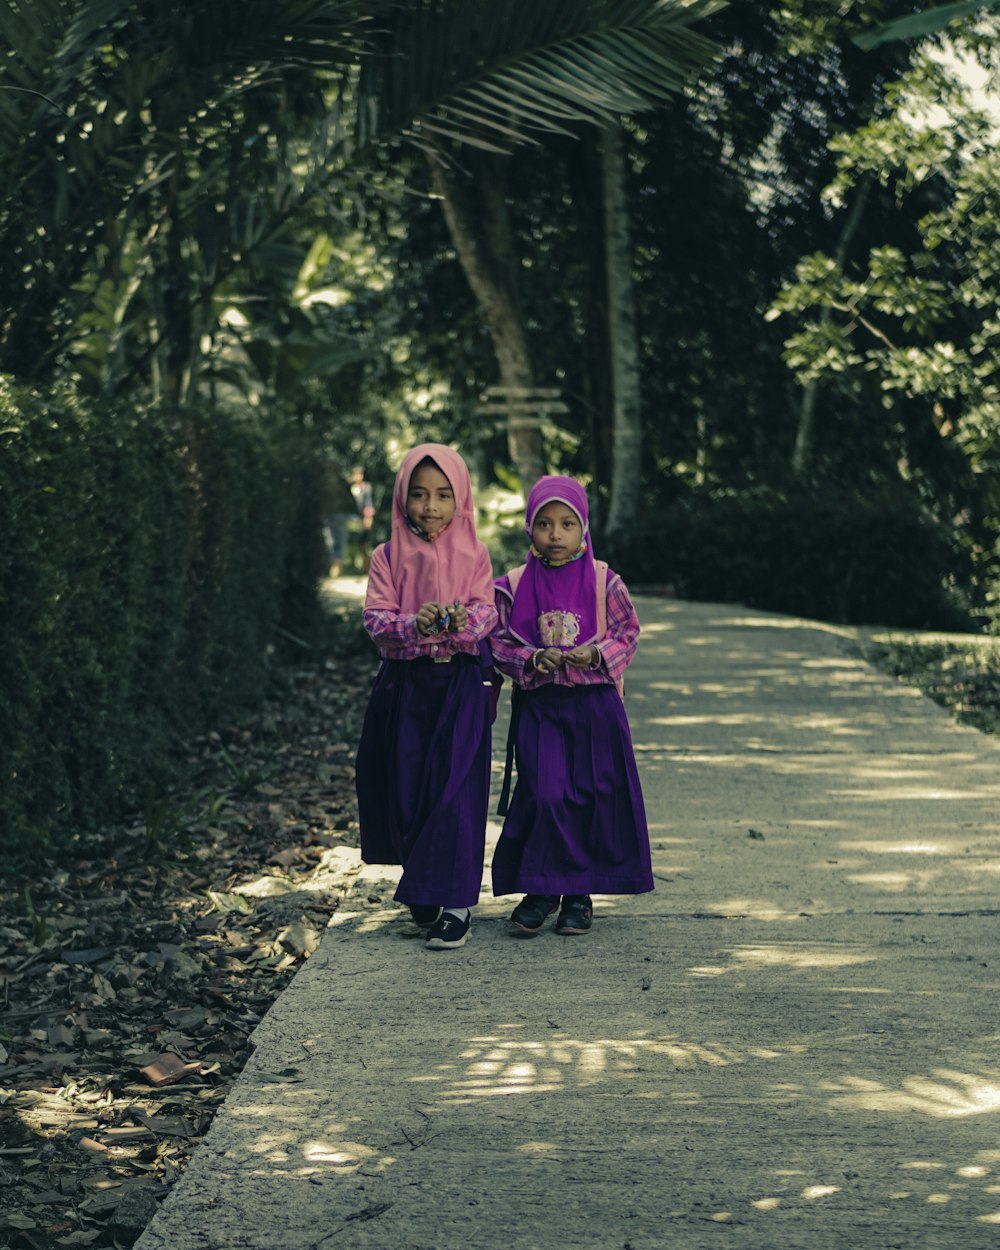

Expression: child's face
xmin=407 ymin=463 xmax=456 ymax=535
xmin=531 ymin=501 xmax=583 ymax=560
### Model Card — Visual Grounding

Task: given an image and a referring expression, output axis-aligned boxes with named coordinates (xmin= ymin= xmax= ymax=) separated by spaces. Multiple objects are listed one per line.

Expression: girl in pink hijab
xmin=490 ymin=475 xmax=652 ymax=937
xmin=355 ymin=444 xmax=497 ymax=950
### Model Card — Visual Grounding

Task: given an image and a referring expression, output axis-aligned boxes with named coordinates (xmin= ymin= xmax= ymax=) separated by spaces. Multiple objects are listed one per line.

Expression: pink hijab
xmin=365 ymin=443 xmax=494 ymax=615
xmin=507 ymin=475 xmax=599 ymax=649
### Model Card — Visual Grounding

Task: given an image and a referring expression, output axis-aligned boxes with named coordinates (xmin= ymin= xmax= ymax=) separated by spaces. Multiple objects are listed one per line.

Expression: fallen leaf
xmin=139 ymin=1055 xmax=203 ymax=1088
xmin=0 ymin=632 xmax=375 ymax=1248
xmin=4 ymin=1212 xmax=39 ymax=1229
xmin=60 ymin=948 xmax=115 ymax=965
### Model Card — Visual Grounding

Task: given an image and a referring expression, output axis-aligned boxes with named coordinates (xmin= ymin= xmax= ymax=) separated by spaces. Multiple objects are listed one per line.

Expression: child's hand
xmin=531 ymin=647 xmax=564 ymax=675
xmin=416 ymin=601 xmax=444 ymax=636
xmin=447 ymin=602 xmax=468 ymax=633
xmin=564 ymin=645 xmax=600 ymax=669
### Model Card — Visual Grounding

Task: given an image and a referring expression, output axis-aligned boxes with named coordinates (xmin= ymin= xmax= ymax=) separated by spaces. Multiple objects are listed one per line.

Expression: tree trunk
xmin=792 ymin=176 xmax=871 ymax=477
xmin=428 ymin=153 xmax=545 ymax=487
xmin=564 ymin=128 xmax=613 ymax=528
xmin=600 ymin=121 xmax=642 ymax=544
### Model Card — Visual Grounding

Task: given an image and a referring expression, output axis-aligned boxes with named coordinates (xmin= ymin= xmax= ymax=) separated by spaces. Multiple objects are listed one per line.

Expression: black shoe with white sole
xmin=425 ymin=910 xmax=471 ymax=950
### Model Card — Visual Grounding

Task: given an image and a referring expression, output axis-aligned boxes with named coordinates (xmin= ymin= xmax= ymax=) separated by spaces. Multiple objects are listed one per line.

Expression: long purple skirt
xmin=492 ymin=683 xmax=653 ymax=897
xmin=355 ymin=655 xmax=491 ymax=908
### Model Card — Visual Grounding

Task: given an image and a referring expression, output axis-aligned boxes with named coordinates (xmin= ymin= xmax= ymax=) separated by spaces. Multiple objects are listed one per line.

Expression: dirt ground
xmin=0 ymin=596 xmax=374 ymax=1250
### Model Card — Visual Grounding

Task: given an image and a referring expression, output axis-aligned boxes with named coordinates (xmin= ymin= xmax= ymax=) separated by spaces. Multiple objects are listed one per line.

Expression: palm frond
xmin=357 ymin=0 xmax=725 ymax=152
xmin=853 ymin=0 xmax=1000 ymax=50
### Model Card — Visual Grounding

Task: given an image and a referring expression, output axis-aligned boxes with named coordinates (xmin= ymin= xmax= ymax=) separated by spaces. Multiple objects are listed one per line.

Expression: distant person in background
xmin=351 ymin=465 xmax=375 ymax=574
xmin=322 ymin=463 xmax=356 ymax=579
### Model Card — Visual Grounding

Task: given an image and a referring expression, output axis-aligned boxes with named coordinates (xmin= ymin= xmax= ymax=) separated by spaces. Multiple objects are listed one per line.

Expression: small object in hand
xmin=427 ymin=608 xmax=451 ymax=635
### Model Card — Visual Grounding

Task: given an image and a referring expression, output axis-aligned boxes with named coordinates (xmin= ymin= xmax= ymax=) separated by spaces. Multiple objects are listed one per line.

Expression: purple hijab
xmin=507 ymin=476 xmax=599 ymax=650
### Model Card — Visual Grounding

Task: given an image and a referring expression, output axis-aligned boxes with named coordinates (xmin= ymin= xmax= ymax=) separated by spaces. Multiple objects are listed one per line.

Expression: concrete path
xmin=136 ymin=597 xmax=1000 ymax=1250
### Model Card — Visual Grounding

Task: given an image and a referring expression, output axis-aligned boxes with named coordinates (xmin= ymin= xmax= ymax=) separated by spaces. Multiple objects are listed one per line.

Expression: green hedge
xmin=608 ymin=487 xmax=974 ymax=631
xmin=0 ymin=379 xmax=325 ymax=848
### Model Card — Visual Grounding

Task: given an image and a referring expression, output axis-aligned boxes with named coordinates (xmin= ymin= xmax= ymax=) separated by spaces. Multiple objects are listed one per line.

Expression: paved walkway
xmin=137 ymin=597 xmax=1000 ymax=1250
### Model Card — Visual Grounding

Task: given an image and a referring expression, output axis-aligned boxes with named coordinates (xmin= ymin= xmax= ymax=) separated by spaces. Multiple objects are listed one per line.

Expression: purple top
xmin=493 ymin=569 xmax=639 ymax=690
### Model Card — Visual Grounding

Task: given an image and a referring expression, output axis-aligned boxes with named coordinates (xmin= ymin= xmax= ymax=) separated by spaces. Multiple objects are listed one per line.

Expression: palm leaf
xmin=357 ymin=0 xmax=725 ymax=151
xmin=853 ymin=0 xmax=1000 ymax=50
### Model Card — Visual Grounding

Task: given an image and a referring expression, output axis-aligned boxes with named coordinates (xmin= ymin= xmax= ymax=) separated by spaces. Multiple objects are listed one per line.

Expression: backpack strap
xmin=505 ymin=564 xmax=525 ymax=597
xmin=594 ymin=561 xmax=625 ymax=700
xmin=594 ymin=561 xmax=608 ymax=640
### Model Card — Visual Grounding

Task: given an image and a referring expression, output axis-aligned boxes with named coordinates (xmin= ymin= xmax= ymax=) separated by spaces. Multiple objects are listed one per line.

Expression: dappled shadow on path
xmin=193 ymin=983 xmax=1000 ymax=1246
xmin=626 ymin=603 xmax=1000 ymax=918
xmin=155 ymin=871 xmax=1000 ymax=1250
xmin=142 ymin=600 xmax=1000 ymax=1248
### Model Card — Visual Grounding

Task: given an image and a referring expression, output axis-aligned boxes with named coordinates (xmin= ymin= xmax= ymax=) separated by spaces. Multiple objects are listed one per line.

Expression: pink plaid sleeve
xmin=362 ymin=606 xmax=420 ymax=649
xmin=489 ymin=591 xmax=534 ymax=680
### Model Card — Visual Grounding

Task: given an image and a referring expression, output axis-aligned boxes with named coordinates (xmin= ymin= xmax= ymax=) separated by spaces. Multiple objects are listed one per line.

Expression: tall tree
xmin=428 ymin=151 xmax=546 ymax=484
xmin=600 ymin=121 xmax=644 ymax=543
xmin=360 ymin=0 xmax=724 ymax=487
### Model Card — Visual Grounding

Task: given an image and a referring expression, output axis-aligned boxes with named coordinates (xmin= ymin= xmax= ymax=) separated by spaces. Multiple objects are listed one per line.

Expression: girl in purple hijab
xmin=490 ymin=476 xmax=653 ymax=935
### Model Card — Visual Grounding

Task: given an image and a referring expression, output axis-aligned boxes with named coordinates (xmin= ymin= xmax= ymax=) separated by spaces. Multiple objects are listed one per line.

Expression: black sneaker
xmin=426 ymin=910 xmax=471 ymax=950
xmin=555 ymin=895 xmax=592 ymax=935
xmin=510 ymin=894 xmax=560 ymax=934
xmin=409 ymin=904 xmax=444 ymax=927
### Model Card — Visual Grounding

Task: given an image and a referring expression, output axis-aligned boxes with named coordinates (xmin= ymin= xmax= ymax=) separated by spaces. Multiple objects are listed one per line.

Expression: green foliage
xmin=0 ymin=0 xmax=726 ymax=404
xmin=768 ymin=40 xmax=998 ymax=426
xmin=0 ymin=378 xmax=318 ymax=847
xmin=612 ymin=485 xmax=974 ymax=629
xmin=863 ymin=635 xmax=1000 ymax=733
xmin=356 ymin=0 xmax=724 ymax=153
xmin=854 ymin=1 xmax=1000 ymax=50
xmin=766 ymin=30 xmax=1000 ymax=607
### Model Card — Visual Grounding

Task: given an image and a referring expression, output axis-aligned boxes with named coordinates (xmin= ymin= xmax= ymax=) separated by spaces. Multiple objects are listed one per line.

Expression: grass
xmin=861 ymin=634 xmax=1000 ymax=735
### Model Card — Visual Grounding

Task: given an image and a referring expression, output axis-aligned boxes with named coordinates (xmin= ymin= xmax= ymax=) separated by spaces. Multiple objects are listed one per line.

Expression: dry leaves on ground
xmin=0 ymin=618 xmax=376 ymax=1250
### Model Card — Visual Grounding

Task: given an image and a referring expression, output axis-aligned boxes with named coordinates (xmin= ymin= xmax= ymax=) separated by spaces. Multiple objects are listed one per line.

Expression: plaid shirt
xmin=363 ymin=601 xmax=497 ymax=661
xmin=491 ymin=570 xmax=638 ymax=690
xmin=362 ymin=542 xmax=497 ymax=661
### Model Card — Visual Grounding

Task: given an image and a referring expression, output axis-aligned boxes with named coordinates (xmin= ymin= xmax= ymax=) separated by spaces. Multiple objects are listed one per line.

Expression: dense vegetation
xmin=1 ymin=0 xmax=997 ymax=848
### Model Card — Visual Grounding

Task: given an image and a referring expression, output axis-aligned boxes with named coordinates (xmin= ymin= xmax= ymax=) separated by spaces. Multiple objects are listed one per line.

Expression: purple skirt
xmin=355 ymin=655 xmax=491 ymax=908
xmin=492 ymin=683 xmax=653 ymax=897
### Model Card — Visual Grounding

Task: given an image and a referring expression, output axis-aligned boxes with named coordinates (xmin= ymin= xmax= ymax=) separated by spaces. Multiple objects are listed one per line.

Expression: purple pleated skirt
xmin=355 ymin=655 xmax=491 ymax=908
xmin=492 ymin=683 xmax=653 ymax=897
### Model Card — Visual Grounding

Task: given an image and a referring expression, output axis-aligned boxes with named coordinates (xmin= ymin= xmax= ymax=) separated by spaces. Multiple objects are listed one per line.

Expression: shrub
xmin=0 ymin=379 xmax=321 ymax=849
xmin=609 ymin=485 xmax=974 ymax=630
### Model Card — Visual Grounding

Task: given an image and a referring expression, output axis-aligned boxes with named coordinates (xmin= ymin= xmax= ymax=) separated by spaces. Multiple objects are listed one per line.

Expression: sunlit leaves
xmin=823 ymin=51 xmax=993 ymax=209
xmin=853 ymin=0 xmax=1000 ymax=51
xmin=769 ymin=25 xmax=1000 ymax=468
